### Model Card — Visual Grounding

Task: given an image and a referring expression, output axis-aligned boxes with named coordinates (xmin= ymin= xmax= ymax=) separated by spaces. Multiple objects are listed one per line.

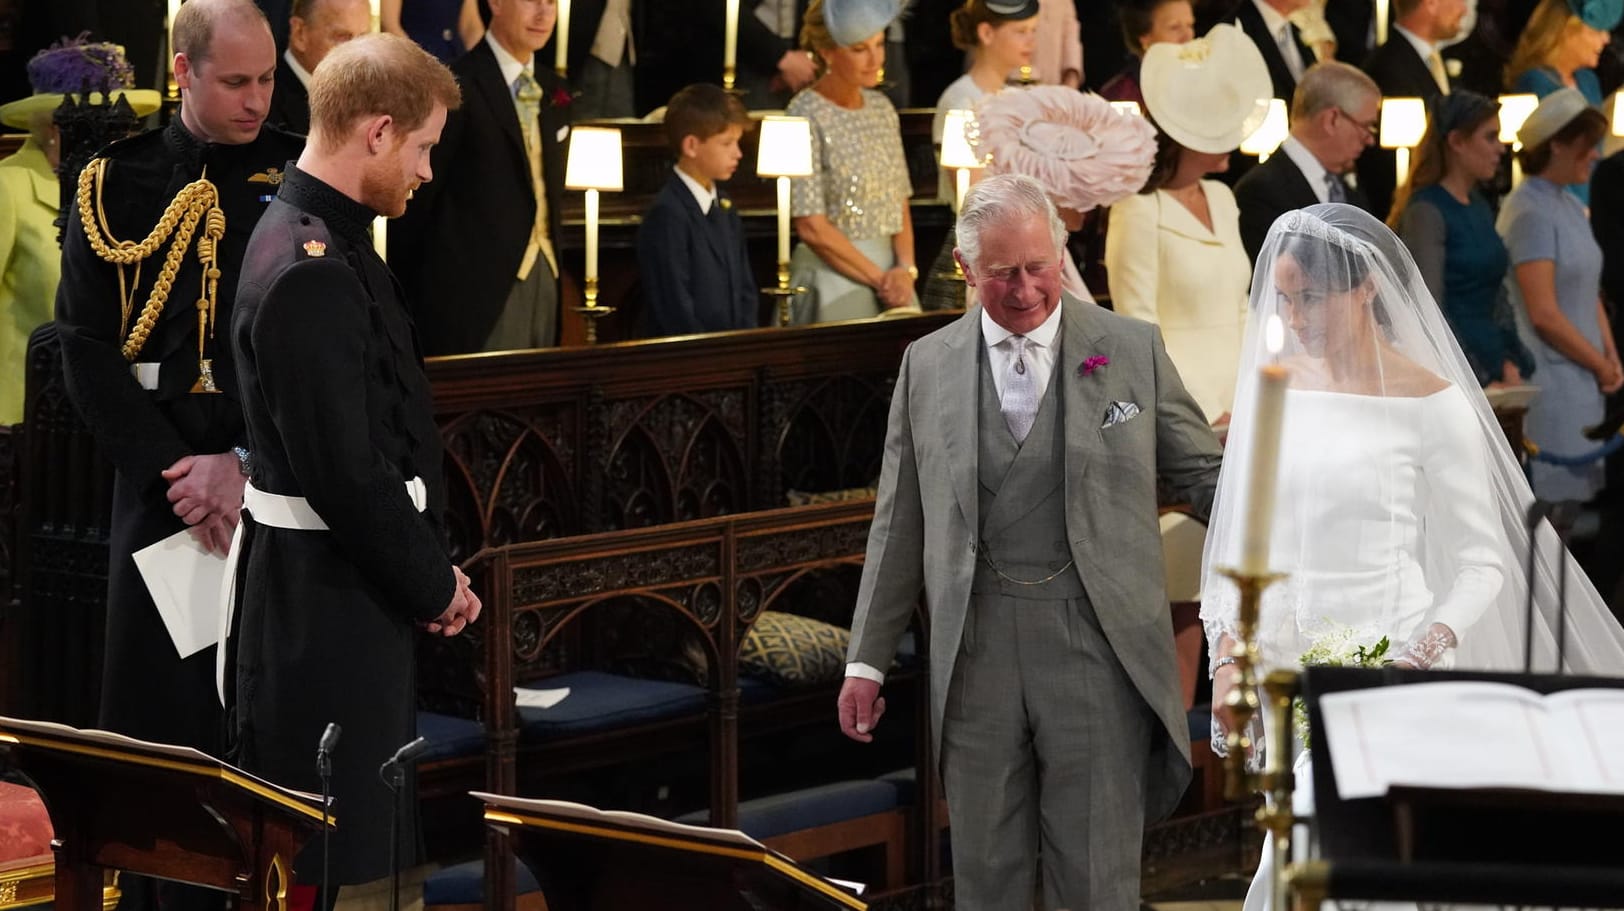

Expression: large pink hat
xmin=966 ymin=86 xmax=1158 ymax=212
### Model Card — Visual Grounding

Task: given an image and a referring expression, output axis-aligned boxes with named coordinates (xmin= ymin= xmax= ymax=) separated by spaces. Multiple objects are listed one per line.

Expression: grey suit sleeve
xmin=1150 ymin=326 xmax=1223 ymax=522
xmin=847 ymin=344 xmax=926 ymax=673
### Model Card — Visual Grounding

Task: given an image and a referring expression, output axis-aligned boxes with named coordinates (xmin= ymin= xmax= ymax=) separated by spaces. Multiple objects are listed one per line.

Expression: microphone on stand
xmin=1524 ymin=501 xmax=1551 ymax=675
xmin=316 ymin=723 xmax=341 ymax=911
xmin=378 ymin=736 xmax=428 ymax=911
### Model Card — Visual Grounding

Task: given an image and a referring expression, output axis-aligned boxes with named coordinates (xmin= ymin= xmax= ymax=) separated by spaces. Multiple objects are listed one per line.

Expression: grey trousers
xmin=484 ymin=263 xmax=559 ymax=350
xmin=941 ymin=593 xmax=1155 ymax=911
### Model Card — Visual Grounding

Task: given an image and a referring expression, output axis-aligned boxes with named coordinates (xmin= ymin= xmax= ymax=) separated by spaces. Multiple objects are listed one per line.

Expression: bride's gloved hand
xmin=1392 ymin=622 xmax=1458 ymax=669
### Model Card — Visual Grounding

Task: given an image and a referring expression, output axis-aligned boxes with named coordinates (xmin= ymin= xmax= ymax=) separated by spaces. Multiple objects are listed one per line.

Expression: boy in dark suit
xmin=637 ymin=84 xmax=759 ymax=336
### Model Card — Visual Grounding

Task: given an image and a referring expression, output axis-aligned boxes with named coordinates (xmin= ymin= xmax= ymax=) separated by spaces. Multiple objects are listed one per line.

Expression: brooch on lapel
xmin=1079 ymin=355 xmax=1110 ymax=377
xmin=719 ymin=197 xmax=733 ymax=211
xmin=302 ymin=239 xmax=327 ymax=257
xmin=248 ymin=167 xmax=284 ymax=186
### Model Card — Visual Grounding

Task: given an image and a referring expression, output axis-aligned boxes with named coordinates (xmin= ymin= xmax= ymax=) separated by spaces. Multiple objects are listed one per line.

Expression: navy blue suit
xmin=636 ymin=170 xmax=759 ymax=336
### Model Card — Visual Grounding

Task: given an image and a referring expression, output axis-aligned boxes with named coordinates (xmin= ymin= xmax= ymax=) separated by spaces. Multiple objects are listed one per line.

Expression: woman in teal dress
xmin=1391 ymin=91 xmax=1534 ymax=387
xmin=1505 ymin=0 xmax=1621 ymax=204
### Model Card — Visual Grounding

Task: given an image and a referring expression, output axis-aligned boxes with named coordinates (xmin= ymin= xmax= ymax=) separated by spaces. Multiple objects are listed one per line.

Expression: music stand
xmin=472 ymin=791 xmax=867 ymax=911
xmin=0 ymin=716 xmax=330 ymax=911
xmin=1298 ymin=666 xmax=1624 ymax=906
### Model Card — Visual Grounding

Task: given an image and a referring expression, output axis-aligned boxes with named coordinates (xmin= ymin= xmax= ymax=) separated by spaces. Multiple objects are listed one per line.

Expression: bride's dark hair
xmin=1273 ymin=227 xmax=1394 ymax=333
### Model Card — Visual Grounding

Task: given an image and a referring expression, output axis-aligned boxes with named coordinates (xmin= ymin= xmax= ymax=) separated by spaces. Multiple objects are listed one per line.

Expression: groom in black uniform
xmin=228 ymin=33 xmax=479 ymax=896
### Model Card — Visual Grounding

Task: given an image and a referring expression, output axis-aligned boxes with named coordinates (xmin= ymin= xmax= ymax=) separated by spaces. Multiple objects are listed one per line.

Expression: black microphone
xmin=315 ymin=722 xmax=342 ymax=911
xmin=318 ymin=723 xmax=342 ymax=759
xmin=379 ymin=735 xmax=429 ymax=911
xmin=379 ymin=736 xmax=427 ymax=778
xmin=1524 ymin=501 xmax=1553 ymax=674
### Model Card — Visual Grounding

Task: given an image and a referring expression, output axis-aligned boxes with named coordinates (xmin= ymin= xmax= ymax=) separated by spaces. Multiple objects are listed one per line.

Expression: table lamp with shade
xmin=1379 ymin=97 xmax=1427 ymax=188
xmin=1498 ymin=93 xmax=1539 ymax=187
xmin=755 ymin=115 xmax=813 ymax=326
xmin=1240 ymin=99 xmax=1289 ymax=162
xmin=564 ymin=126 xmax=623 ymax=343
xmin=1612 ymin=90 xmax=1624 ymax=137
xmin=938 ymin=108 xmax=984 ymax=214
xmin=938 ymin=108 xmax=985 ymax=283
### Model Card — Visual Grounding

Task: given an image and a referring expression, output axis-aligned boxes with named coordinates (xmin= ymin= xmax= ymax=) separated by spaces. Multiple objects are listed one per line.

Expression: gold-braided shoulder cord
xmin=75 ymin=159 xmax=226 ymax=370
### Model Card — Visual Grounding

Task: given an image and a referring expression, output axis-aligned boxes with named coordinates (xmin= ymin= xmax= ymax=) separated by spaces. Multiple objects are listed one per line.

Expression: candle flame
xmin=1265 ymin=314 xmax=1285 ymax=355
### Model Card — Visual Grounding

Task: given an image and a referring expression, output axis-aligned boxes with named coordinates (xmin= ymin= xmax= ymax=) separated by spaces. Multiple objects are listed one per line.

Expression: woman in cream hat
xmin=1105 ymin=23 xmax=1271 ymax=424
xmin=0 ymin=38 xmax=158 ymax=424
xmin=1497 ymin=87 xmax=1615 ymax=515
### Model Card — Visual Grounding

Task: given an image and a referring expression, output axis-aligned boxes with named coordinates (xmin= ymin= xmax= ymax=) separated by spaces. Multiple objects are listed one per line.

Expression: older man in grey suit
xmin=838 ymin=173 xmax=1223 ymax=910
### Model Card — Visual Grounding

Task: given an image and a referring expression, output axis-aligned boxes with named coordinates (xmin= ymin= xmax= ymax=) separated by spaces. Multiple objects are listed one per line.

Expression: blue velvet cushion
xmin=417 ymin=711 xmax=486 ymax=762
xmin=423 ymin=858 xmax=541 ymax=905
xmin=674 ymin=780 xmax=899 ymax=841
xmin=878 ymin=767 xmax=918 ymax=806
xmin=517 ymin=670 xmax=708 ymax=740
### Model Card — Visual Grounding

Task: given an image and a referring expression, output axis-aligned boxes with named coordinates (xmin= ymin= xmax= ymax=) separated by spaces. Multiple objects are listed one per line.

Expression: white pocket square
xmin=1101 ymin=401 xmax=1141 ymax=428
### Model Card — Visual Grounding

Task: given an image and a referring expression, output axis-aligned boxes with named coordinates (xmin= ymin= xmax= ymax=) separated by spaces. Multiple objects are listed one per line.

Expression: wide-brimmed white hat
xmin=1139 ymin=24 xmax=1272 ymax=154
xmin=0 ymin=39 xmax=160 ymax=131
xmin=1517 ymin=86 xmax=1598 ymax=149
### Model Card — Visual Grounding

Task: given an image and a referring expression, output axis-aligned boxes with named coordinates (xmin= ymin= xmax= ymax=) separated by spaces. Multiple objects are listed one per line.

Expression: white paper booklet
xmin=513 ymin=687 xmax=570 ymax=710
xmin=132 ymin=529 xmax=228 ymax=659
xmin=1321 ymin=681 xmax=1624 ymax=800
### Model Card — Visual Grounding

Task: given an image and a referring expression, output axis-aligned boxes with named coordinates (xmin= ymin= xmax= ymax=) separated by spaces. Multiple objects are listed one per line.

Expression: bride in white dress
xmin=1199 ymin=204 xmax=1624 ymax=910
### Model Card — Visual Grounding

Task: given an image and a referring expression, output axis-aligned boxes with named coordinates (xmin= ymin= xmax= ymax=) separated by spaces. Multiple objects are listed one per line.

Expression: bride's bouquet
xmin=1293 ymin=626 xmax=1393 ymax=746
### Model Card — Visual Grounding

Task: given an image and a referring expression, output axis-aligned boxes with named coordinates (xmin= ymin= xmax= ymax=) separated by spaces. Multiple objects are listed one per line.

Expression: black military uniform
xmin=55 ymin=116 xmax=304 ymax=754
xmin=230 ymin=166 xmax=455 ymax=885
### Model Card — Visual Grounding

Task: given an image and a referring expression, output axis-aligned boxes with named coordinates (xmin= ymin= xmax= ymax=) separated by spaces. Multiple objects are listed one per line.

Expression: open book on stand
xmin=1320 ymin=681 xmax=1624 ymax=800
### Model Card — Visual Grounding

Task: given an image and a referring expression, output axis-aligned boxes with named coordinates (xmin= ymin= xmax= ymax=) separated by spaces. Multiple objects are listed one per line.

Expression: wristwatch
xmin=903 ymin=263 xmax=919 ymax=281
xmin=232 ymin=446 xmax=252 ymax=478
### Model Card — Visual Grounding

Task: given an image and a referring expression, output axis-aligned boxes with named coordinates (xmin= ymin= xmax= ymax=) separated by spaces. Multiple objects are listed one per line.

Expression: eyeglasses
xmin=1334 ymin=107 xmax=1380 ymax=141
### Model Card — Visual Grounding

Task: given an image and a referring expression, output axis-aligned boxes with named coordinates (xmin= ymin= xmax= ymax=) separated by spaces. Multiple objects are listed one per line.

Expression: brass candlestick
xmin=574 ymin=275 xmax=614 ymax=344
xmin=762 ymin=261 xmax=806 ymax=327
xmin=1217 ymin=567 xmax=1303 ymax=911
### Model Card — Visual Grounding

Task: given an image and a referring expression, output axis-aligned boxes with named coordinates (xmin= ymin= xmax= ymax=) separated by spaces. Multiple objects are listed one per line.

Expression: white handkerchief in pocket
xmin=1101 ymin=400 xmax=1142 ymax=429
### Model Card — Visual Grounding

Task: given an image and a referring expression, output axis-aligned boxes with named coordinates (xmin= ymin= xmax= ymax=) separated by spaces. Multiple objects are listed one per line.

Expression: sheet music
xmin=1320 ymin=681 xmax=1624 ymax=799
xmin=132 ymin=529 xmax=228 ymax=659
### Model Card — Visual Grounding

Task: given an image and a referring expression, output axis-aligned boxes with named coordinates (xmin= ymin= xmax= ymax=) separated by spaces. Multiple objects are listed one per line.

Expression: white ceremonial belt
xmin=241 ymin=477 xmax=428 ymax=530
xmin=215 ymin=476 xmax=428 ymax=704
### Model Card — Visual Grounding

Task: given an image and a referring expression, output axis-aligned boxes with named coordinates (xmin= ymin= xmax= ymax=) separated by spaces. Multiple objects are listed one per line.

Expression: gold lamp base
xmin=761 ymin=261 xmax=806 ymax=327
xmin=574 ymin=276 xmax=615 ymax=344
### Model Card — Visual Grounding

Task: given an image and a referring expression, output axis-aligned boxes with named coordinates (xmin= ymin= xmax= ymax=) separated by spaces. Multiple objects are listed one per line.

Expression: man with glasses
xmin=1235 ymin=60 xmax=1379 ymax=263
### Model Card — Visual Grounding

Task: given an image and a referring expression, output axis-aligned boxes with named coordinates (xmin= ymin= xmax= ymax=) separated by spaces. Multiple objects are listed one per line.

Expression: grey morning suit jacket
xmin=847 ymin=295 xmax=1223 ymax=821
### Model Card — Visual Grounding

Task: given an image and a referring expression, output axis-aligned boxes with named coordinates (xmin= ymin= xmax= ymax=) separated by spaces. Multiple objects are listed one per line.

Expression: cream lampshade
xmin=564 ymin=126 xmax=624 ymax=343
xmin=1498 ymin=94 xmax=1539 ymax=187
xmin=1240 ymin=99 xmax=1289 ymax=162
xmin=938 ymin=108 xmax=984 ymax=214
xmin=1379 ymin=97 xmax=1427 ymax=188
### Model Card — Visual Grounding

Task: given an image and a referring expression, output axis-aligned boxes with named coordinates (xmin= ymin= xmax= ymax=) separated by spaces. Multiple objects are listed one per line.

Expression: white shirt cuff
xmin=845 ymin=662 xmax=885 ymax=684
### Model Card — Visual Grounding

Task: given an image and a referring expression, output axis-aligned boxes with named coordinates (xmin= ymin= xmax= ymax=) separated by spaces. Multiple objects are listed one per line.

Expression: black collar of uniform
xmin=278 ymin=165 xmax=377 ymax=245
xmin=164 ymin=114 xmax=261 ymax=172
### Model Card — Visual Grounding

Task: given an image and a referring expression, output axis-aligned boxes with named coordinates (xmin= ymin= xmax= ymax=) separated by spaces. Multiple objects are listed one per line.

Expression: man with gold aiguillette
xmin=54 ymin=0 xmax=303 ymax=759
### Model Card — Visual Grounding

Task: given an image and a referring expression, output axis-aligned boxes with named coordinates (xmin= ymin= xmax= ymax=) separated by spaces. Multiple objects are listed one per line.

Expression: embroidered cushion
xmin=739 ymin=611 xmax=851 ymax=687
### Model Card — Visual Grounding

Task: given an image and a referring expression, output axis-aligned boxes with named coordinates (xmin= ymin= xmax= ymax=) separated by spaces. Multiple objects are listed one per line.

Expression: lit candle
xmin=724 ymin=0 xmax=740 ymax=81
xmin=776 ymin=175 xmax=791 ymax=265
xmin=1375 ymin=0 xmax=1390 ymax=45
xmin=1239 ymin=315 xmax=1290 ymax=576
xmin=556 ymin=0 xmax=571 ymax=76
xmin=584 ymin=187 xmax=600 ymax=281
xmin=372 ymin=215 xmax=388 ymax=260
